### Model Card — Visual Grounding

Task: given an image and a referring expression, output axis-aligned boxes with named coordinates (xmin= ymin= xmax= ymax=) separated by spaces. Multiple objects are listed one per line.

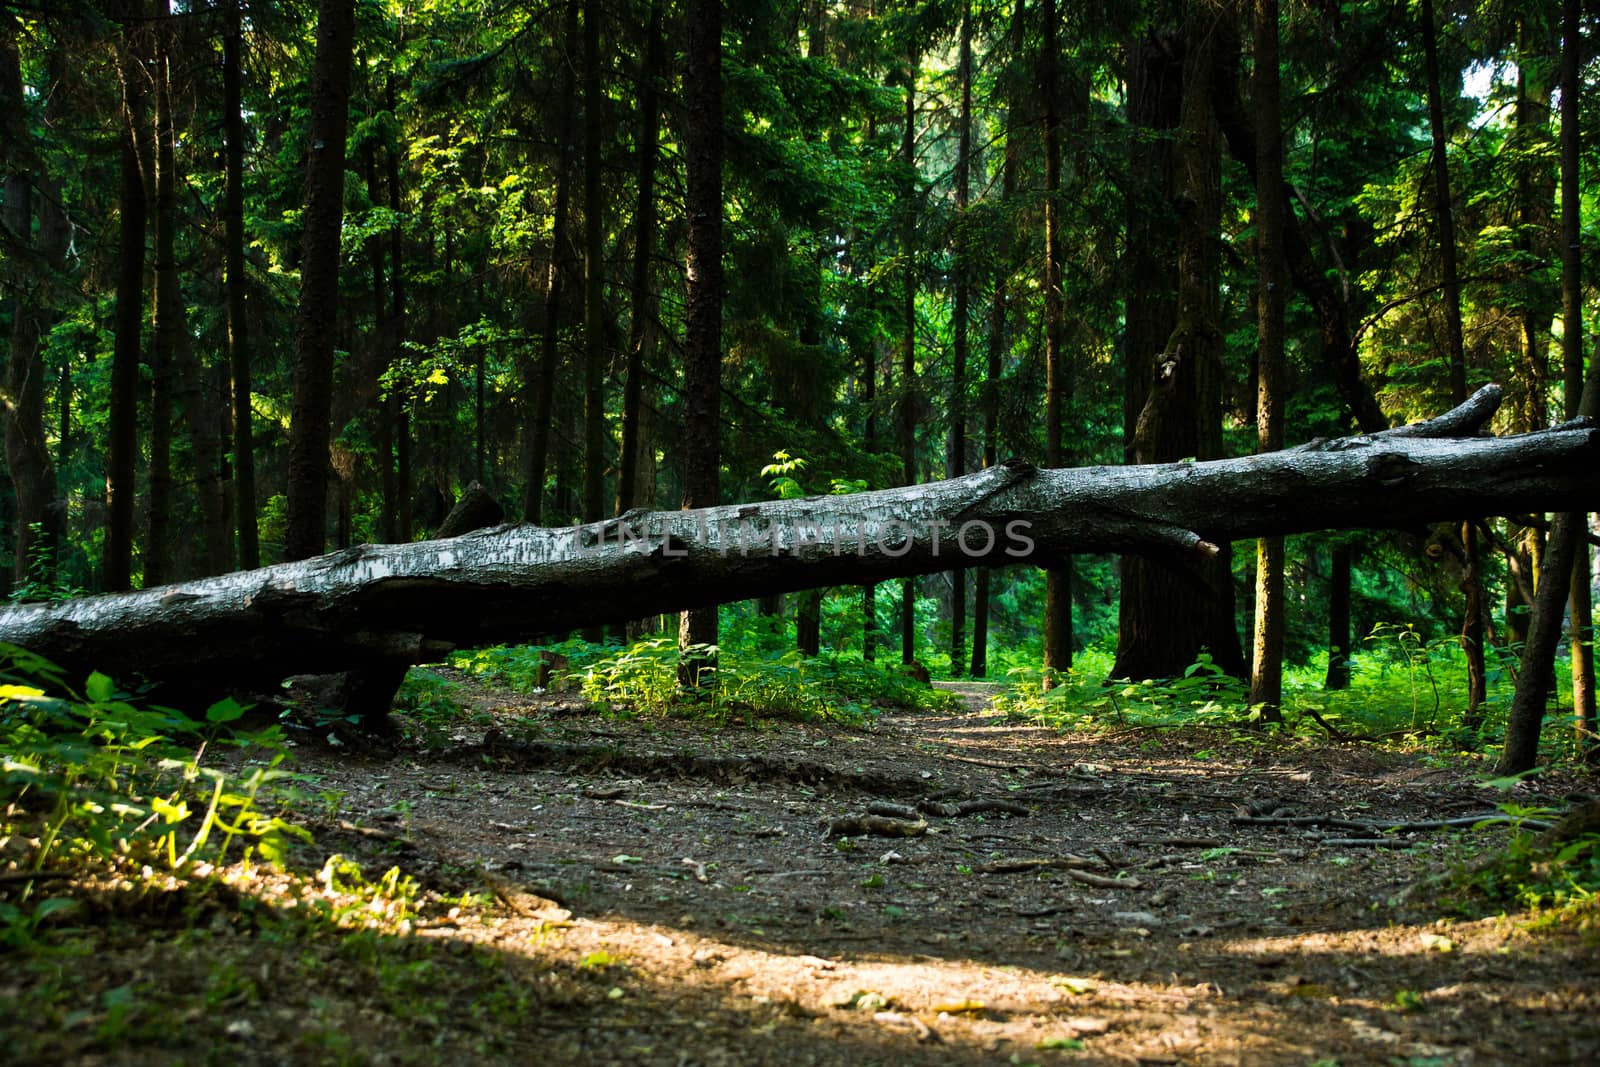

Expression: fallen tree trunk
xmin=0 ymin=387 xmax=1594 ymax=709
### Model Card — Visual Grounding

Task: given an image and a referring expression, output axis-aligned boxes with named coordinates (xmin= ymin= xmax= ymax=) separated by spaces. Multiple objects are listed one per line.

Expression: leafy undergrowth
xmin=995 ymin=632 xmax=1580 ymax=759
xmin=451 ymin=630 xmax=959 ymax=726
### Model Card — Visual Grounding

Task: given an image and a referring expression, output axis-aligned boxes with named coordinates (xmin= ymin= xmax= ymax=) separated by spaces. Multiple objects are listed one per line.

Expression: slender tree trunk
xmin=524 ymin=0 xmax=580 ymax=524
xmin=108 ymin=9 xmax=150 ymax=591
xmin=146 ymin=1 xmax=178 ymax=584
xmin=678 ymin=0 xmax=723 ymax=686
xmin=900 ymin=60 xmax=917 ymax=668
xmin=365 ymin=150 xmax=395 ymax=540
xmin=618 ymin=0 xmax=662 ymax=518
xmin=862 ymin=334 xmax=877 ymax=663
xmin=1249 ymin=0 xmax=1286 ymax=720
xmin=1558 ymin=0 xmax=1595 ymax=756
xmin=386 ymin=79 xmax=410 ymax=542
xmin=579 ymin=0 xmax=608 ymax=643
xmin=971 ymin=151 xmax=1015 ymax=679
xmin=947 ymin=0 xmax=971 ymax=676
xmin=1420 ymin=0 xmax=1487 ymax=716
xmin=1039 ymin=0 xmax=1071 ymax=685
xmin=284 ymin=0 xmax=357 ymax=561
xmin=1325 ymin=542 xmax=1353 ymax=689
xmin=581 ymin=0 xmax=606 ymax=531
xmin=2 ymin=18 xmax=63 ymax=585
xmin=223 ymin=0 xmax=257 ymax=570
xmin=173 ymin=300 xmax=230 ymax=577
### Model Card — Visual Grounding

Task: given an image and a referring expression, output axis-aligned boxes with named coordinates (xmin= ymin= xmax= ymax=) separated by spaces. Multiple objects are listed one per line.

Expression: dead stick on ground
xmin=977 ymin=856 xmax=1102 ymax=874
xmin=1235 ymin=812 xmax=1551 ymax=833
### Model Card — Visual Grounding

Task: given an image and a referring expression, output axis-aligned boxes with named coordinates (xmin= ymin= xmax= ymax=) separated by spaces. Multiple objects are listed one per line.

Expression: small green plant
xmin=1 ymin=646 xmax=308 ymax=944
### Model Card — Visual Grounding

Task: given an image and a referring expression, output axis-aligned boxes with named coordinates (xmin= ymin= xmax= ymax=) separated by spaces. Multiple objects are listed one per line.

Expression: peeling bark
xmin=0 ymin=388 xmax=1593 ymax=708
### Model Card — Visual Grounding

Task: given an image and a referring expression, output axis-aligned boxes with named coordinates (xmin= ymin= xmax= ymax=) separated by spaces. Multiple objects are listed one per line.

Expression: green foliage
xmin=454 ymin=619 xmax=958 ymax=725
xmin=4 ymin=525 xmax=84 ymax=604
xmin=1443 ymin=809 xmax=1600 ymax=927
xmin=0 ymin=645 xmax=307 ymax=944
xmin=994 ymin=622 xmax=1578 ymax=755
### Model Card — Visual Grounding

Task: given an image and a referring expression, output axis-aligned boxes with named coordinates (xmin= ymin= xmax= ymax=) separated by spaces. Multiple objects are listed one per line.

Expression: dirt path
xmin=213 ymin=673 xmax=1593 ymax=1067
xmin=22 ymin=676 xmax=1598 ymax=1066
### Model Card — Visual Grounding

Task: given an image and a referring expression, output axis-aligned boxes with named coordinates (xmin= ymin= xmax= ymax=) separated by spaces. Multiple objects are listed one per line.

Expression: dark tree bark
xmin=1420 ymin=0 xmax=1487 ymax=717
xmin=146 ymin=0 xmax=178 ymax=585
xmin=1558 ymin=0 xmax=1595 ymax=756
xmin=618 ymin=0 xmax=662 ymax=517
xmin=364 ymin=149 xmax=395 ymax=541
xmin=284 ymin=0 xmax=357 ymax=561
xmin=3 ymin=388 xmax=1590 ymax=710
xmin=1499 ymin=382 xmax=1596 ymax=774
xmin=581 ymin=0 xmax=606 ymax=531
xmin=1249 ymin=0 xmax=1286 ymax=720
xmin=2 ymin=17 xmax=64 ymax=585
xmin=677 ymin=0 xmax=724 ymax=687
xmin=1114 ymin=5 xmax=1243 ymax=680
xmin=947 ymin=0 xmax=971 ymax=676
xmin=524 ymin=0 xmax=580 ymax=524
xmin=899 ymin=60 xmax=918 ymax=668
xmin=1039 ymin=0 xmax=1071 ymax=685
xmin=971 ymin=131 xmax=1018 ymax=680
xmin=173 ymin=301 xmax=230 ymax=577
xmin=224 ymin=0 xmax=257 ymax=570
xmin=385 ymin=79 xmax=410 ymax=542
xmin=107 ymin=8 xmax=150 ymax=592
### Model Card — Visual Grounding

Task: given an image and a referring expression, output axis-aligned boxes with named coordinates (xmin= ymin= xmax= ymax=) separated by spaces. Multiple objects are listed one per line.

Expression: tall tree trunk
xmin=678 ymin=0 xmax=723 ymax=686
xmin=579 ymin=0 xmax=607 ymax=643
xmin=173 ymin=306 xmax=229 ymax=577
xmin=1420 ymin=0 xmax=1487 ymax=716
xmin=2 ymin=17 xmax=64 ymax=585
xmin=899 ymin=59 xmax=917 ymax=667
xmin=946 ymin=0 xmax=971 ymax=676
xmin=862 ymin=336 xmax=877 ymax=663
xmin=1039 ymin=0 xmax=1071 ymax=685
xmin=971 ymin=132 xmax=1018 ymax=680
xmin=1113 ymin=4 xmax=1243 ymax=680
xmin=224 ymin=0 xmax=257 ymax=570
xmin=1558 ymin=0 xmax=1595 ymax=757
xmin=146 ymin=1 xmax=178 ymax=585
xmin=1114 ymin=25 xmax=1181 ymax=680
xmin=1249 ymin=0 xmax=1286 ymax=720
xmin=365 ymin=149 xmax=395 ymax=540
xmin=524 ymin=0 xmax=580 ymax=524
xmin=386 ymin=79 xmax=410 ymax=542
xmin=107 ymin=9 xmax=150 ymax=591
xmin=581 ymin=0 xmax=606 ymax=531
xmin=284 ymin=0 xmax=357 ymax=561
xmin=1325 ymin=542 xmax=1352 ymax=689
xmin=618 ymin=0 xmax=662 ymax=518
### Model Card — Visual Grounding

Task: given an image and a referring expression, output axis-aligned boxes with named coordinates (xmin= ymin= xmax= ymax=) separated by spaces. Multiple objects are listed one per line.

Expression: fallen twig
xmin=920 ymin=798 xmax=1032 ymax=818
xmin=827 ymin=814 xmax=928 ymax=838
xmin=977 ymin=856 xmax=1101 ymax=874
xmin=1234 ymin=812 xmax=1551 ymax=833
xmin=1126 ymin=837 xmax=1223 ymax=849
xmin=1065 ymin=869 xmax=1144 ymax=890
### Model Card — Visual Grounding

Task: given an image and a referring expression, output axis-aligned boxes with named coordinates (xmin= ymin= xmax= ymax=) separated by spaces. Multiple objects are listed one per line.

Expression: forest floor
xmin=8 ymin=674 xmax=1600 ymax=1066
